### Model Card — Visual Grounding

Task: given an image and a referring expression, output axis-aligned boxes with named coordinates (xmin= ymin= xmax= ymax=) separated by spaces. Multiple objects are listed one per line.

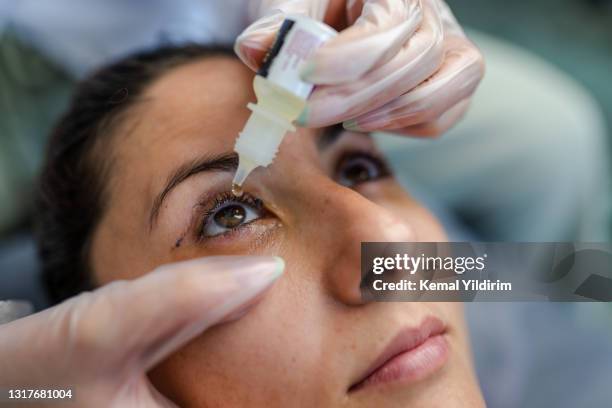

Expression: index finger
xmin=302 ymin=0 xmax=424 ymax=84
xmin=69 ymin=256 xmax=285 ymax=372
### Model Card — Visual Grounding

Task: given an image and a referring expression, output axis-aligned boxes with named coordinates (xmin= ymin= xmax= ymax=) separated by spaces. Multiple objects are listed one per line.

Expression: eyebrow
xmin=149 ymin=153 xmax=238 ymax=230
xmin=148 ymin=125 xmax=346 ymax=231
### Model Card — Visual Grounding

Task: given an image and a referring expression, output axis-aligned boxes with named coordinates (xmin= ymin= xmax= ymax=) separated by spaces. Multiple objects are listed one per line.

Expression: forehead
xmin=133 ymin=56 xmax=256 ymax=152
xmin=108 ymin=56 xmax=252 ymax=194
xmin=116 ymin=55 xmax=324 ymax=166
xmin=147 ymin=55 xmax=255 ymax=112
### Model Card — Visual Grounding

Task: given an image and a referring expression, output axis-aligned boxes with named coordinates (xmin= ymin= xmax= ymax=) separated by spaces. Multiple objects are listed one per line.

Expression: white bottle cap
xmin=232 ymin=103 xmax=296 ymax=186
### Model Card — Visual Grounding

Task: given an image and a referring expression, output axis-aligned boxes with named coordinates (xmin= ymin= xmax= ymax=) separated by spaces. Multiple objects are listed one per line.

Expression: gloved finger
xmin=393 ymin=98 xmax=471 ymax=136
xmin=342 ymin=35 xmax=484 ymax=132
xmin=0 ymin=256 xmax=284 ymax=389
xmin=302 ymin=0 xmax=423 ymax=84
xmin=298 ymin=0 xmax=444 ymax=127
xmin=21 ymin=255 xmax=283 ymax=377
xmin=235 ymin=0 xmax=330 ymax=71
xmin=109 ymin=256 xmax=285 ymax=371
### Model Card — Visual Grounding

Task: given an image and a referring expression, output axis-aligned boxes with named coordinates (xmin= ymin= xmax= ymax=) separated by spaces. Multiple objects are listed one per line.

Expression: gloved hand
xmin=0 ymin=256 xmax=284 ymax=407
xmin=235 ymin=0 xmax=485 ymax=136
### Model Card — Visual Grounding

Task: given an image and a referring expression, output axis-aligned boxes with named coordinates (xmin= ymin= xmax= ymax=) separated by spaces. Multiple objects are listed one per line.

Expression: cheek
xmin=363 ymin=182 xmax=447 ymax=242
xmin=91 ymin=215 xmax=154 ymax=284
xmin=147 ymin=263 xmax=332 ymax=407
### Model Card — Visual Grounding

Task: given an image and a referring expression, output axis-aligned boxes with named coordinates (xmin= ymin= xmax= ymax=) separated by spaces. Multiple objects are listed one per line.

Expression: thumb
xmin=302 ymin=0 xmax=423 ymax=84
xmin=235 ymin=0 xmax=330 ymax=70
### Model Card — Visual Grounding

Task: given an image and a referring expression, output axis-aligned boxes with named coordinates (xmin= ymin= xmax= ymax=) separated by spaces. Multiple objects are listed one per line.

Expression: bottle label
xmin=257 ymin=16 xmax=336 ymax=99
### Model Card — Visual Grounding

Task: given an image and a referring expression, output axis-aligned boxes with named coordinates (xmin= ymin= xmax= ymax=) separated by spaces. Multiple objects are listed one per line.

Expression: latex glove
xmin=235 ymin=0 xmax=485 ymax=136
xmin=0 ymin=256 xmax=284 ymax=407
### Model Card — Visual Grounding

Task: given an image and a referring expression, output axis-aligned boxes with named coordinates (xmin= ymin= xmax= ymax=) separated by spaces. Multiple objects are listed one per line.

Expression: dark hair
xmin=36 ymin=44 xmax=235 ymax=304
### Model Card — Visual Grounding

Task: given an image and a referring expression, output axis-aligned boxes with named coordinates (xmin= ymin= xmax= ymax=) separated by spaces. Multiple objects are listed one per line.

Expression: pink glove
xmin=235 ymin=0 xmax=485 ymax=136
xmin=0 ymin=256 xmax=284 ymax=407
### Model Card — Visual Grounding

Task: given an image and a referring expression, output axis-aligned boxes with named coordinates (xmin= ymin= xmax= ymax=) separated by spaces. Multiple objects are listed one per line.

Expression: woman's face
xmin=90 ymin=56 xmax=483 ymax=407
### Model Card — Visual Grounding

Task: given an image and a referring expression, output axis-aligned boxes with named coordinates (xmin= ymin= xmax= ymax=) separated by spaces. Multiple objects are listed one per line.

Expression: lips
xmin=349 ymin=316 xmax=449 ymax=392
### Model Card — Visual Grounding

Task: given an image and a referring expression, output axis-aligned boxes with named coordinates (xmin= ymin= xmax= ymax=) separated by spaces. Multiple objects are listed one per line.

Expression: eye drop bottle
xmin=232 ymin=16 xmax=337 ymax=193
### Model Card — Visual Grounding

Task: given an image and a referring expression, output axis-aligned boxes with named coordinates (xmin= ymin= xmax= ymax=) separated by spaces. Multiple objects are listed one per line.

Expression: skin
xmin=89 ymin=56 xmax=484 ymax=407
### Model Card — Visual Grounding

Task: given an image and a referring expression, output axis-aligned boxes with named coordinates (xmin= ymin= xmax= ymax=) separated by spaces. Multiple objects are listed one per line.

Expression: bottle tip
xmin=232 ymin=156 xmax=258 ymax=193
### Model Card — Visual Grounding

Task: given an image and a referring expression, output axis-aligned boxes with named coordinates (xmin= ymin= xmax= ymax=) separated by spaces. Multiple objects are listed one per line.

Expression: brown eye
xmin=202 ymin=200 xmax=261 ymax=237
xmin=214 ymin=205 xmax=246 ymax=228
xmin=336 ymin=152 xmax=391 ymax=188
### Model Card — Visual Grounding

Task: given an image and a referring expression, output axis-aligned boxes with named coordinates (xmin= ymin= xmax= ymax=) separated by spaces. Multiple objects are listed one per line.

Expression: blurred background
xmin=451 ymin=0 xmax=612 ymax=141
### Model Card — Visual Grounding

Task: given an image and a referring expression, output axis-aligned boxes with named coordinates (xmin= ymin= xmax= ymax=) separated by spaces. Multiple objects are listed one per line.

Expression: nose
xmin=306 ymin=180 xmax=416 ymax=306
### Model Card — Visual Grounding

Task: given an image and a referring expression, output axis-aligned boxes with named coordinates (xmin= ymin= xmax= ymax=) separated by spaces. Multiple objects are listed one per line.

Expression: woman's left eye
xmin=201 ymin=199 xmax=262 ymax=237
xmin=336 ymin=152 xmax=391 ymax=188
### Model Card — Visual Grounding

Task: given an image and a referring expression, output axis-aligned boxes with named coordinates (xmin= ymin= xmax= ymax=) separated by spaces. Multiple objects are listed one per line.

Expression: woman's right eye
xmin=199 ymin=195 xmax=263 ymax=238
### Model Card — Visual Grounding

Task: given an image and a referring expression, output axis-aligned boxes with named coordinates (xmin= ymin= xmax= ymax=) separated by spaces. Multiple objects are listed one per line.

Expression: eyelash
xmin=195 ymin=192 xmax=264 ymax=241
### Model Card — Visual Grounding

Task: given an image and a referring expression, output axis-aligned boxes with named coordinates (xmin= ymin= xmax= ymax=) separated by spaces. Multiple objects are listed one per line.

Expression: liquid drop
xmin=231 ymin=183 xmax=244 ymax=197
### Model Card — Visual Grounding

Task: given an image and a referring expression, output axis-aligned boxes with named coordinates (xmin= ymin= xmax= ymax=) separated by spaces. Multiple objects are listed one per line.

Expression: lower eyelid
xmin=197 ymin=218 xmax=281 ymax=249
xmin=195 ymin=209 xmax=274 ymax=242
xmin=208 ymin=218 xmax=257 ymax=239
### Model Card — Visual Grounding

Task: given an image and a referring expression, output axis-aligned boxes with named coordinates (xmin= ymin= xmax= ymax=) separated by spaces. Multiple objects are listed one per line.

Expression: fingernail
xmin=296 ymin=106 xmax=310 ymax=126
xmin=300 ymin=61 xmax=316 ymax=81
xmin=343 ymin=119 xmax=364 ymax=132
